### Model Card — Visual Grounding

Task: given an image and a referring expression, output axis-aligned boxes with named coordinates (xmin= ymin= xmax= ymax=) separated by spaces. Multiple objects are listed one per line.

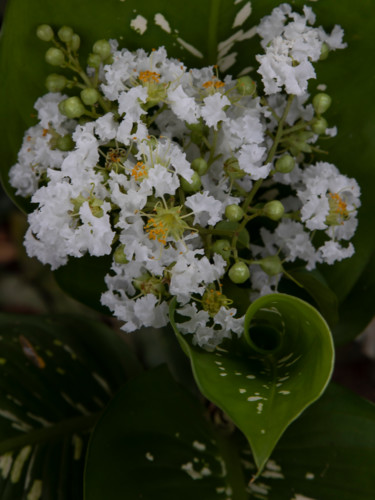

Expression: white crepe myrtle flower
xmin=297 ymin=162 xmax=360 ymax=238
xmin=256 ymin=4 xmax=346 ymax=95
xmin=9 ymin=8 xmax=359 ymax=349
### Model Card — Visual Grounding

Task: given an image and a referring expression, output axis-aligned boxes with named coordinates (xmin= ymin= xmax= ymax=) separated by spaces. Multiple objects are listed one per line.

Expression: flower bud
xmin=56 ymin=134 xmax=75 ymax=151
xmin=114 ymin=244 xmax=129 ymax=264
xmin=180 ymin=172 xmax=201 ymax=193
xmin=236 ymin=76 xmax=256 ymax=96
xmin=319 ymin=42 xmax=329 ymax=61
xmin=80 ymin=88 xmax=100 ymax=106
xmin=45 ymin=73 xmax=67 ymax=92
xmin=191 ymin=158 xmax=208 ymax=176
xmin=87 ymin=53 xmax=102 ymax=68
xmin=312 ymin=93 xmax=332 ymax=115
xmin=36 ymin=24 xmax=54 ymax=42
xmin=59 ymin=97 xmax=85 ymax=118
xmin=211 ymin=239 xmax=231 ymax=261
xmin=258 ymin=255 xmax=283 ymax=276
xmin=93 ymin=39 xmax=112 ymax=60
xmin=228 ymin=262 xmax=250 ymax=284
xmin=311 ymin=117 xmax=328 ymax=135
xmin=45 ymin=47 xmax=65 ymax=66
xmin=275 ymin=154 xmax=295 ymax=174
xmin=71 ymin=34 xmax=81 ymax=51
xmin=225 ymin=204 xmax=244 ymax=222
xmin=58 ymin=26 xmax=74 ymax=43
xmin=263 ymin=200 xmax=284 ymax=221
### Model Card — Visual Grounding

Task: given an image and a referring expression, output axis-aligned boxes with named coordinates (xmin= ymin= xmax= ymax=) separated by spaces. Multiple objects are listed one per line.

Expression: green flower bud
xmin=113 ymin=244 xmax=129 ymax=264
xmin=263 ymin=200 xmax=284 ymax=221
xmin=275 ymin=154 xmax=295 ymax=174
xmin=228 ymin=262 xmax=250 ymax=284
xmin=36 ymin=24 xmax=54 ymax=42
xmin=57 ymin=26 xmax=74 ymax=43
xmin=191 ymin=158 xmax=208 ymax=176
xmin=180 ymin=172 xmax=201 ymax=193
xmin=312 ymin=93 xmax=332 ymax=115
xmin=45 ymin=47 xmax=65 ymax=66
xmin=60 ymin=97 xmax=85 ymax=118
xmin=311 ymin=116 xmax=328 ymax=135
xmin=93 ymin=39 xmax=112 ymax=60
xmin=319 ymin=42 xmax=330 ymax=61
xmin=211 ymin=239 xmax=231 ymax=261
xmin=71 ymin=34 xmax=81 ymax=51
xmin=224 ymin=157 xmax=245 ymax=180
xmin=56 ymin=134 xmax=75 ymax=151
xmin=80 ymin=88 xmax=100 ymax=106
xmin=45 ymin=73 xmax=67 ymax=92
xmin=87 ymin=53 xmax=102 ymax=69
xmin=236 ymin=76 xmax=256 ymax=96
xmin=225 ymin=204 xmax=244 ymax=222
xmin=258 ymin=255 xmax=283 ymax=276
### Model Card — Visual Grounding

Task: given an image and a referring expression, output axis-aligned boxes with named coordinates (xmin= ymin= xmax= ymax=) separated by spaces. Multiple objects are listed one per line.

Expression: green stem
xmin=213 ymin=430 xmax=248 ymax=500
xmin=0 ymin=413 xmax=101 ymax=455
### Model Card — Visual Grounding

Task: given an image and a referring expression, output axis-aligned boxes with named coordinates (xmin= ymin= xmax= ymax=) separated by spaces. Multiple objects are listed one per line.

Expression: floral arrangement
xmin=0 ymin=1 xmax=374 ymax=499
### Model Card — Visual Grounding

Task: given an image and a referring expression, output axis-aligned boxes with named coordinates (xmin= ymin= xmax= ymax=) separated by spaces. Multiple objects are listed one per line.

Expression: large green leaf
xmin=242 ymin=382 xmax=375 ymax=500
xmin=84 ymin=365 xmax=248 ymax=500
xmin=170 ymin=293 xmax=334 ymax=474
xmin=0 ymin=313 xmax=141 ymax=499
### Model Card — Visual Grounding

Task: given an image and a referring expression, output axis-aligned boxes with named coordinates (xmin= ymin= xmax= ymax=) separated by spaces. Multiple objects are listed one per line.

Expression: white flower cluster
xmin=9 ymin=5 xmax=359 ymax=349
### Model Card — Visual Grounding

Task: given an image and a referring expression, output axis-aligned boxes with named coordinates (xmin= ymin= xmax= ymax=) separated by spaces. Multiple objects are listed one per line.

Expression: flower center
xmin=144 ymin=205 xmax=192 ymax=245
xmin=326 ymin=192 xmax=349 ymax=225
xmin=202 ymin=287 xmax=232 ymax=317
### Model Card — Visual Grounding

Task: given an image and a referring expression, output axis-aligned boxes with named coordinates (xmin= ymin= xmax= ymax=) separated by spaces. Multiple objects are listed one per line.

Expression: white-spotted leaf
xmin=84 ymin=365 xmax=248 ymax=500
xmin=170 ymin=293 xmax=334 ymax=474
xmin=0 ymin=313 xmax=141 ymax=499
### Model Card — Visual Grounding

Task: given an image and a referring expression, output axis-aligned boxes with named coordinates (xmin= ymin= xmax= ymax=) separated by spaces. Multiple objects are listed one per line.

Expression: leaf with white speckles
xmin=0 ymin=313 xmax=141 ymax=500
xmin=240 ymin=383 xmax=375 ymax=500
xmin=170 ymin=293 xmax=334 ymax=475
xmin=84 ymin=366 xmax=248 ymax=500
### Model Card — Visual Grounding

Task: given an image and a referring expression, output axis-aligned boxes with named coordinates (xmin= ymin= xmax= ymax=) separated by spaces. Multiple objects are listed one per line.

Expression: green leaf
xmin=285 ymin=268 xmax=339 ymax=327
xmin=0 ymin=313 xmax=141 ymax=499
xmin=53 ymin=255 xmax=112 ymax=313
xmin=84 ymin=365 xmax=248 ymax=500
xmin=170 ymin=293 xmax=334 ymax=474
xmin=242 ymin=382 xmax=375 ymax=500
xmin=332 ymin=250 xmax=375 ymax=345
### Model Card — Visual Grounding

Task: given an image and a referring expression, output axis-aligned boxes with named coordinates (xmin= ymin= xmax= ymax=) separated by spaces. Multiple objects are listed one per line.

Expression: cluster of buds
xmin=10 ymin=4 xmax=360 ymax=349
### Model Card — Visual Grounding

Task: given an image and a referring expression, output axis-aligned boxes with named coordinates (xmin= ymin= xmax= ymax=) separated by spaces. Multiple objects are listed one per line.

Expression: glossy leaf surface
xmin=243 ymin=383 xmax=375 ymax=500
xmin=0 ymin=313 xmax=141 ymax=499
xmin=171 ymin=293 xmax=334 ymax=473
xmin=84 ymin=365 xmax=247 ymax=500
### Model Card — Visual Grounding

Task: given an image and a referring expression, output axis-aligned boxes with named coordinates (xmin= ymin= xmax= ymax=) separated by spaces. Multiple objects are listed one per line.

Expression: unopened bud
xmin=36 ymin=24 xmax=54 ymax=42
xmin=45 ymin=74 xmax=67 ymax=92
xmin=93 ymin=39 xmax=112 ymax=60
xmin=80 ymin=88 xmax=100 ymax=106
xmin=225 ymin=204 xmax=244 ymax=222
xmin=275 ymin=154 xmax=295 ymax=174
xmin=313 ymin=93 xmax=332 ymax=115
xmin=45 ymin=47 xmax=65 ymax=66
xmin=58 ymin=26 xmax=74 ymax=43
xmin=236 ymin=76 xmax=256 ymax=96
xmin=263 ymin=200 xmax=284 ymax=221
xmin=180 ymin=172 xmax=201 ymax=192
xmin=311 ymin=117 xmax=328 ymax=135
xmin=59 ymin=97 xmax=85 ymax=118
